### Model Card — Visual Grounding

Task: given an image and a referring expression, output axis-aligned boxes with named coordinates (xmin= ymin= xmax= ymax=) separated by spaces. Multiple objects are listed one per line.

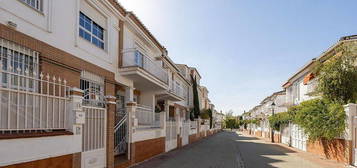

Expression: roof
xmin=161 ymin=56 xmax=180 ymax=72
xmin=260 ymin=90 xmax=285 ymax=104
xmin=108 ymin=0 xmax=127 ymax=16
xmin=108 ymin=1 xmax=167 ymax=54
xmin=282 ymin=35 xmax=357 ymax=87
xmin=189 ymin=67 xmax=202 ymax=78
xmin=126 ymin=12 xmax=166 ymax=52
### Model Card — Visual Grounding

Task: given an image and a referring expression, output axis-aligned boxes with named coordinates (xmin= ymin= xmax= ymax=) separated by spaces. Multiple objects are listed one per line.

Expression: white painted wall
xmin=0 ymin=134 xmax=82 ymax=166
xmin=0 ymin=0 xmax=122 ymax=73
xmin=132 ymin=128 xmax=165 ymax=142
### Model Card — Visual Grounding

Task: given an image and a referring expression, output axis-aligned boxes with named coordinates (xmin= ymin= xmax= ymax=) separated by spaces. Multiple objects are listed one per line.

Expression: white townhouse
xmin=281 ymin=35 xmax=357 ymax=152
xmin=0 ymin=1 xmax=221 ymax=168
xmin=0 ymin=0 xmax=125 ymax=168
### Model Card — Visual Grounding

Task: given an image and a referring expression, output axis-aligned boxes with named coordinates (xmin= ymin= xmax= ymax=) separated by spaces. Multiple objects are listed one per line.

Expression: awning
xmin=303 ymin=73 xmax=315 ymax=85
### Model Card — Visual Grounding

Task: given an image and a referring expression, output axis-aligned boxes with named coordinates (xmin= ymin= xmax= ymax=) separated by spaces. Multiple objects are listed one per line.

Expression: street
xmin=132 ymin=131 xmax=344 ymax=168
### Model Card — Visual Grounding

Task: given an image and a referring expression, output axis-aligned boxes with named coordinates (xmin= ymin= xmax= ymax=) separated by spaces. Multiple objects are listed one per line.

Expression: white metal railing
xmin=0 ymin=66 xmax=70 ymax=133
xmin=169 ymin=80 xmax=184 ymax=98
xmin=122 ymin=51 xmax=168 ymax=84
xmin=307 ymin=79 xmax=317 ymax=94
xmin=82 ymin=106 xmax=106 ymax=152
xmin=114 ymin=111 xmax=127 ymax=155
xmin=182 ymin=121 xmax=190 ymax=146
xmin=136 ymin=104 xmax=159 ymax=127
xmin=166 ymin=120 xmax=177 ymax=151
xmin=190 ymin=120 xmax=197 ymax=129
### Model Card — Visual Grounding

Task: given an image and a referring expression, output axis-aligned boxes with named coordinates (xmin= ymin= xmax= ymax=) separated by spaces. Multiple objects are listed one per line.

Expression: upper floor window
xmin=79 ymin=12 xmax=105 ymax=49
xmin=20 ymin=0 xmax=43 ymax=12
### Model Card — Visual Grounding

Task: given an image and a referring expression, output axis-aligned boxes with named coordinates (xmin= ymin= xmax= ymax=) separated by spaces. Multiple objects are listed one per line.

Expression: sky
xmin=118 ymin=0 xmax=357 ymax=115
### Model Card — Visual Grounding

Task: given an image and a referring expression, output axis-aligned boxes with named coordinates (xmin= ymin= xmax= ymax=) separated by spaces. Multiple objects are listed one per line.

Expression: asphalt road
xmin=132 ymin=131 xmax=332 ymax=168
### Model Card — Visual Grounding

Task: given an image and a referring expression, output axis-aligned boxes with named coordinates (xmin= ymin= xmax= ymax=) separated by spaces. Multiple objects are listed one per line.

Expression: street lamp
xmin=271 ymin=102 xmax=276 ymax=143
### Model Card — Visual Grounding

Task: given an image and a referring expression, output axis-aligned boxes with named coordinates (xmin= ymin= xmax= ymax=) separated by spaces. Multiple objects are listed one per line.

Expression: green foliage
xmin=189 ymin=108 xmax=195 ymax=121
xmin=268 ymin=112 xmax=291 ymax=131
xmin=224 ymin=118 xmax=237 ymax=129
xmin=243 ymin=119 xmax=260 ymax=125
xmin=250 ymin=119 xmax=261 ymax=125
xmin=191 ymin=75 xmax=200 ymax=118
xmin=207 ymin=109 xmax=213 ymax=129
xmin=292 ymin=99 xmax=345 ymax=141
xmin=315 ymin=43 xmax=357 ymax=104
xmin=199 ymin=109 xmax=210 ymax=119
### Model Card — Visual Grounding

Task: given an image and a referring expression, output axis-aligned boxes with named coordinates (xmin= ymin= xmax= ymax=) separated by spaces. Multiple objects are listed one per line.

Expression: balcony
xmin=120 ymin=50 xmax=168 ymax=91
xmin=156 ymin=80 xmax=185 ymax=101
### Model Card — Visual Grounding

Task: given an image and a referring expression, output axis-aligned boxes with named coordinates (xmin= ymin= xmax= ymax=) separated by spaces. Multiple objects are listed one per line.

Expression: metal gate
xmin=281 ymin=124 xmax=291 ymax=145
xmin=291 ymin=123 xmax=307 ymax=151
xmin=81 ymin=106 xmax=107 ymax=168
xmin=182 ymin=121 xmax=190 ymax=146
xmin=165 ymin=120 xmax=177 ymax=152
xmin=114 ymin=112 xmax=127 ymax=155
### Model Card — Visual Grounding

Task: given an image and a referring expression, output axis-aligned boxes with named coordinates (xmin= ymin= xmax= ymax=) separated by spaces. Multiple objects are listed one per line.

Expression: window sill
xmin=17 ymin=0 xmax=45 ymax=16
xmin=0 ymin=130 xmax=73 ymax=140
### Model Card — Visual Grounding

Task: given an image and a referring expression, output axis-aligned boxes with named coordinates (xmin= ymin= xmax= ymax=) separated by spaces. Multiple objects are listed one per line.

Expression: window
xmin=0 ymin=39 xmax=39 ymax=90
xmin=20 ymin=0 xmax=43 ymax=12
xmin=80 ymin=71 xmax=105 ymax=107
xmin=135 ymin=51 xmax=144 ymax=67
xmin=79 ymin=12 xmax=105 ymax=49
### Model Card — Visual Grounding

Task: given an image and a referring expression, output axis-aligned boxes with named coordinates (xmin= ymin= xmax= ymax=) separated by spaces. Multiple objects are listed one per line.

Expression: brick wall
xmin=189 ymin=134 xmax=199 ymax=144
xmin=3 ymin=154 xmax=73 ymax=168
xmin=200 ymin=131 xmax=205 ymax=138
xmin=255 ymin=130 xmax=262 ymax=137
xmin=307 ymin=139 xmax=350 ymax=164
xmin=130 ymin=137 xmax=165 ymax=164
xmin=177 ymin=135 xmax=182 ymax=148
xmin=273 ymin=133 xmax=281 ymax=143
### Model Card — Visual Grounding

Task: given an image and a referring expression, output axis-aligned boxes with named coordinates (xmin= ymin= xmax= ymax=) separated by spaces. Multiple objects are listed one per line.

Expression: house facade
xmin=0 ymin=1 xmax=220 ymax=168
xmin=243 ymin=35 xmax=357 ymax=165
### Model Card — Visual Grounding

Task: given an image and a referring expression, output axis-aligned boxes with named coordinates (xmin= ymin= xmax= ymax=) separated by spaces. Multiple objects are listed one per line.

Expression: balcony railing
xmin=0 ymin=66 xmax=70 ymax=133
xmin=191 ymin=120 xmax=197 ymax=129
xmin=136 ymin=104 xmax=160 ymax=127
xmin=122 ymin=51 xmax=168 ymax=84
xmin=169 ymin=81 xmax=184 ymax=98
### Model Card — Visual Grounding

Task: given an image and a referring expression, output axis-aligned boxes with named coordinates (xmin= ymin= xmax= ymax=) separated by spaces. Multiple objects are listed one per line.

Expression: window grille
xmin=20 ymin=0 xmax=43 ymax=12
xmin=80 ymin=71 xmax=105 ymax=107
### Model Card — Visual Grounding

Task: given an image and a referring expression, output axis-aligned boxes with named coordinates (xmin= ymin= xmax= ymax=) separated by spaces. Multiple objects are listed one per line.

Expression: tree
xmin=315 ymin=42 xmax=357 ymax=104
xmin=225 ymin=118 xmax=237 ymax=130
xmin=199 ymin=109 xmax=210 ymax=119
xmin=225 ymin=109 xmax=234 ymax=118
xmin=191 ymin=75 xmax=200 ymax=119
xmin=208 ymin=109 xmax=213 ymax=129
xmin=268 ymin=112 xmax=291 ymax=131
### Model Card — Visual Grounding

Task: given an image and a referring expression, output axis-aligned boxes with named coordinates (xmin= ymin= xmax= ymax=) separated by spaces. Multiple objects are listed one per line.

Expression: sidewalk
xmin=239 ymin=131 xmax=347 ymax=168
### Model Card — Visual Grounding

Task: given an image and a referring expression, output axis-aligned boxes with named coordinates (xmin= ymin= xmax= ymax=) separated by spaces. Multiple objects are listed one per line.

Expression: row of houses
xmin=0 ymin=1 xmax=222 ymax=168
xmin=242 ymin=35 xmax=357 ymax=166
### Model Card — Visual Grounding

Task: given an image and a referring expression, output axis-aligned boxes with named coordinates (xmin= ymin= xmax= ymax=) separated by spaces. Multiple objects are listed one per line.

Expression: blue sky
xmin=119 ymin=0 xmax=357 ymax=115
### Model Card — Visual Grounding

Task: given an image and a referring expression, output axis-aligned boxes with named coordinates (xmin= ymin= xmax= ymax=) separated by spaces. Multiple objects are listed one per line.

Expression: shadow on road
xmin=227 ymin=131 xmax=296 ymax=168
